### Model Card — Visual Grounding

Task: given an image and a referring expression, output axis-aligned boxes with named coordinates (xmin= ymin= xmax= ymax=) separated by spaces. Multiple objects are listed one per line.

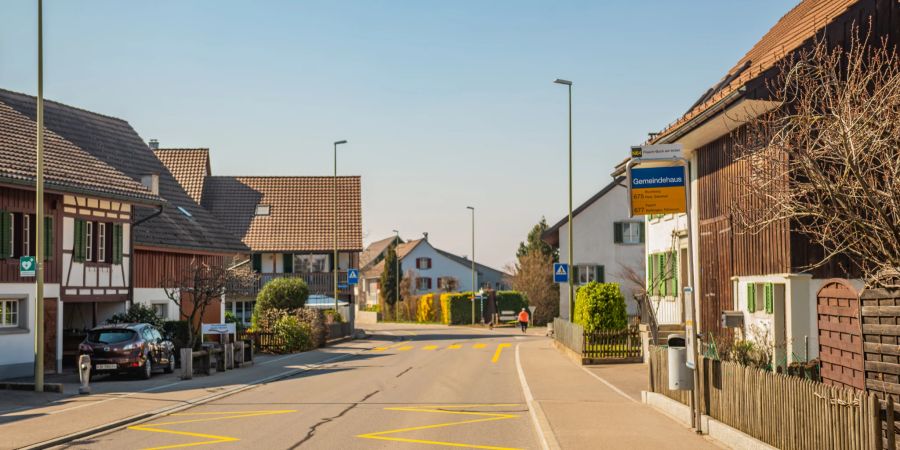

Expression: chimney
xmin=148 ymin=139 xmax=159 ymax=150
xmin=423 ymin=232 xmax=429 ymax=241
xmin=141 ymin=173 xmax=160 ymax=195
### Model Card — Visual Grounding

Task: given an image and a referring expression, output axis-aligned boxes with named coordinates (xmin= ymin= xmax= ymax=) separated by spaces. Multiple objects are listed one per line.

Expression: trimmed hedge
xmin=574 ymin=282 xmax=627 ymax=332
xmin=495 ymin=291 xmax=528 ymax=319
xmin=417 ymin=293 xmax=439 ymax=323
xmin=253 ymin=277 xmax=309 ymax=328
xmin=439 ymin=292 xmax=481 ymax=325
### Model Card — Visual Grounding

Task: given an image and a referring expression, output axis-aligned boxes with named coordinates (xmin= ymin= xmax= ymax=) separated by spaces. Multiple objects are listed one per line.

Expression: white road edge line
xmin=515 ymin=343 xmax=557 ymax=450
xmin=578 ymin=365 xmax=639 ymax=404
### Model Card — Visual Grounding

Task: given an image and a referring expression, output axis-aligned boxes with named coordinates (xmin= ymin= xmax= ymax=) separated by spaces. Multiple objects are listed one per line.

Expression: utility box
xmin=721 ymin=310 xmax=744 ymax=328
xmin=667 ymin=334 xmax=693 ymax=390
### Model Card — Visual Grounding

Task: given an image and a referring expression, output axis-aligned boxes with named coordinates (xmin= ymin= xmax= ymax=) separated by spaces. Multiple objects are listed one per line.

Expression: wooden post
xmin=888 ymin=396 xmax=896 ymax=450
xmin=179 ymin=348 xmax=193 ymax=380
xmin=235 ymin=341 xmax=244 ymax=367
xmin=224 ymin=343 xmax=234 ymax=370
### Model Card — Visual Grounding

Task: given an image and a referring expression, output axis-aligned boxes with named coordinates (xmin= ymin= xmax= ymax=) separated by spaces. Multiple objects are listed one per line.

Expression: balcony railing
xmin=228 ymin=271 xmax=351 ymax=297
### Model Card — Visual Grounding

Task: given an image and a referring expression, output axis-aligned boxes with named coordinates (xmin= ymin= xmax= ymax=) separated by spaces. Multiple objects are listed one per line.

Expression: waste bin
xmin=667 ymin=334 xmax=693 ymax=390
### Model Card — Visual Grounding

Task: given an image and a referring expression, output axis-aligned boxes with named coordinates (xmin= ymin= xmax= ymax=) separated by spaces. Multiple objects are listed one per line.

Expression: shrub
xmin=256 ymin=307 xmax=328 ymax=350
xmin=253 ymin=277 xmax=309 ymax=327
xmin=224 ymin=311 xmax=246 ymax=333
xmin=573 ymin=282 xmax=627 ymax=332
xmin=274 ymin=315 xmax=314 ymax=352
xmin=495 ymin=291 xmax=528 ymax=318
xmin=439 ymin=292 xmax=481 ymax=325
xmin=162 ymin=320 xmax=191 ymax=350
xmin=417 ymin=293 xmax=438 ymax=322
xmin=108 ymin=303 xmax=164 ymax=328
xmin=323 ymin=309 xmax=344 ymax=324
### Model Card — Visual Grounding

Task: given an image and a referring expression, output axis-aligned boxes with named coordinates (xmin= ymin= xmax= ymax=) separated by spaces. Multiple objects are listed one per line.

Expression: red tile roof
xmin=202 ymin=176 xmax=363 ymax=252
xmin=652 ymin=0 xmax=858 ymax=142
xmin=153 ymin=149 xmax=210 ymax=204
xmin=0 ymin=99 xmax=160 ymax=203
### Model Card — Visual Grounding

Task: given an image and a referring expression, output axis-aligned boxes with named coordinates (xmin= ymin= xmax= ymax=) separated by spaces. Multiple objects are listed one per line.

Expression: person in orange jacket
xmin=518 ymin=308 xmax=530 ymax=333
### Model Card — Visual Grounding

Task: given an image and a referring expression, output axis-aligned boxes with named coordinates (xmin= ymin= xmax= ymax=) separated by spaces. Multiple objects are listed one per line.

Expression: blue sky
xmin=0 ymin=0 xmax=796 ymax=270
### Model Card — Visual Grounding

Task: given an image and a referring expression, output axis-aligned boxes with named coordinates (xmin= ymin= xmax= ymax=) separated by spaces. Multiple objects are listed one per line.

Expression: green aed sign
xmin=19 ymin=256 xmax=35 ymax=277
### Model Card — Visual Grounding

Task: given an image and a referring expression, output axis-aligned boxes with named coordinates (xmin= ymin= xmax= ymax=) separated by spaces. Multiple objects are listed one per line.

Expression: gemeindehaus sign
xmin=628 ymin=166 xmax=687 ymax=216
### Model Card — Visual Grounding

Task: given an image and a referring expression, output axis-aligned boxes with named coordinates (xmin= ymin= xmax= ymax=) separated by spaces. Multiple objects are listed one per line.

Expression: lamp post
xmin=392 ymin=229 xmax=400 ymax=308
xmin=34 ymin=0 xmax=45 ymax=392
xmin=466 ymin=206 xmax=475 ymax=324
xmin=333 ymin=140 xmax=347 ymax=313
xmin=553 ymin=78 xmax=574 ymax=319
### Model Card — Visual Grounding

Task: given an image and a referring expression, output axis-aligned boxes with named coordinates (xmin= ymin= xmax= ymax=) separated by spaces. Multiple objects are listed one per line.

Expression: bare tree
xmin=508 ymin=251 xmax=558 ymax=326
xmin=440 ymin=276 xmax=459 ymax=293
xmin=163 ymin=256 xmax=257 ymax=349
xmin=732 ymin=32 xmax=900 ymax=288
xmin=619 ymin=235 xmax=678 ymax=342
xmin=397 ymin=269 xmax=418 ymax=321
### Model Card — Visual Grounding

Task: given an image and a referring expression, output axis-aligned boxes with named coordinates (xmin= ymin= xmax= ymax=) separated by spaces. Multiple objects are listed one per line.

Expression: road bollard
xmin=180 ymin=348 xmax=193 ymax=380
xmin=78 ymin=354 xmax=91 ymax=395
xmin=224 ymin=343 xmax=234 ymax=370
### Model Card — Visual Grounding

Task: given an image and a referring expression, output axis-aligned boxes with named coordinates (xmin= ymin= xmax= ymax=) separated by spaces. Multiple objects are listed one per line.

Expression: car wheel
xmin=164 ymin=355 xmax=175 ymax=374
xmin=140 ymin=358 xmax=152 ymax=380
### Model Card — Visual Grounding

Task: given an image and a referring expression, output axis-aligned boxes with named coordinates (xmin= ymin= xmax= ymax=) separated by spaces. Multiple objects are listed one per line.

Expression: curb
xmin=20 ymin=340 xmax=379 ymax=450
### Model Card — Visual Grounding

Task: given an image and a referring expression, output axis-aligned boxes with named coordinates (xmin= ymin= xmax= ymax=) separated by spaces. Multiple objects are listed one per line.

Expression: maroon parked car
xmin=78 ymin=323 xmax=176 ymax=379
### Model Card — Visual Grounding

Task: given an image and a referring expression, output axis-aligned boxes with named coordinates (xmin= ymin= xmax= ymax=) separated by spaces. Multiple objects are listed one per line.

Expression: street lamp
xmin=467 ymin=206 xmax=475 ymax=324
xmin=34 ymin=0 xmax=46 ymax=392
xmin=392 ymin=229 xmax=400 ymax=308
xmin=553 ymin=78 xmax=575 ymax=320
xmin=333 ymin=140 xmax=347 ymax=313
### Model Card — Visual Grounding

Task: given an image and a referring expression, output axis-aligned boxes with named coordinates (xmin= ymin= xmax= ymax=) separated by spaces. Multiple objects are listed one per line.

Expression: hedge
xmin=417 ymin=293 xmax=439 ymax=323
xmin=574 ymin=282 xmax=627 ymax=332
xmin=439 ymin=292 xmax=481 ymax=325
xmin=495 ymin=291 xmax=528 ymax=320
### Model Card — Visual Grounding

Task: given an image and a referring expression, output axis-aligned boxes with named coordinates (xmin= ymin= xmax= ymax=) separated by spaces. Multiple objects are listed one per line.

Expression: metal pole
xmin=34 ymin=0 xmax=45 ymax=392
xmin=394 ymin=231 xmax=399 ymax=309
xmin=333 ymin=142 xmax=338 ymax=313
xmin=684 ymin=162 xmax=702 ymax=433
xmin=567 ymin=83 xmax=574 ymax=320
xmin=468 ymin=207 xmax=475 ymax=324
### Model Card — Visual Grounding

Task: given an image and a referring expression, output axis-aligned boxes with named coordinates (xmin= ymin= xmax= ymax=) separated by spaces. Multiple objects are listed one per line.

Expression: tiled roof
xmin=542 ymin=177 xmax=626 ymax=247
xmin=360 ymin=235 xmax=400 ymax=270
xmin=0 ymin=89 xmax=248 ymax=254
xmin=153 ymin=149 xmax=210 ymax=204
xmin=434 ymin=248 xmax=510 ymax=279
xmin=363 ymin=239 xmax=424 ymax=277
xmin=652 ymin=0 xmax=858 ymax=142
xmin=0 ymin=96 xmax=159 ymax=203
xmin=203 ymin=176 xmax=363 ymax=252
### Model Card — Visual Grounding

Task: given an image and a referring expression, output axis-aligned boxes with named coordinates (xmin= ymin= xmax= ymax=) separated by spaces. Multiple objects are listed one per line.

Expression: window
xmin=230 ymin=300 xmax=256 ymax=324
xmin=97 ymin=223 xmax=106 ymax=263
xmin=648 ymin=252 xmax=677 ymax=297
xmin=255 ymin=204 xmax=271 ymax=216
xmin=5 ymin=212 xmax=12 ymax=258
xmin=437 ymin=277 xmax=457 ymax=290
xmin=85 ymin=221 xmax=93 ymax=261
xmin=574 ymin=265 xmax=604 ymax=285
xmin=22 ymin=214 xmax=29 ymax=257
xmin=0 ymin=299 xmax=19 ymax=328
xmin=746 ymin=283 xmax=776 ymax=314
xmin=151 ymin=303 xmax=168 ymax=319
xmin=416 ymin=277 xmax=432 ymax=290
xmin=613 ymin=221 xmax=644 ymax=245
xmin=416 ymin=257 xmax=432 ymax=270
xmin=294 ymin=254 xmax=330 ymax=273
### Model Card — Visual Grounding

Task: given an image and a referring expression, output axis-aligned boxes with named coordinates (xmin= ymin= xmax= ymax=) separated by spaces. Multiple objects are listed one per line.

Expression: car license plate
xmin=96 ymin=364 xmax=117 ymax=370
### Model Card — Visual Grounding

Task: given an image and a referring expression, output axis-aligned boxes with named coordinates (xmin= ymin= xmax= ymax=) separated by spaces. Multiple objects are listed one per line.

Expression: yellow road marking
xmin=397 ymin=345 xmax=414 ymax=351
xmin=472 ymin=343 xmax=487 ymax=349
xmin=357 ymin=404 xmax=522 ymax=450
xmin=492 ymin=344 xmax=511 ymax=363
xmin=128 ymin=410 xmax=295 ymax=449
xmin=422 ymin=345 xmax=439 ymax=351
xmin=373 ymin=341 xmax=407 ymax=351
xmin=447 ymin=344 xmax=462 ymax=350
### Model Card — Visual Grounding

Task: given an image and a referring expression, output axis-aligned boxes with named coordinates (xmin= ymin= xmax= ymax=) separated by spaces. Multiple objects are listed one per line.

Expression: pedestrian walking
xmin=518 ymin=308 xmax=529 ymax=333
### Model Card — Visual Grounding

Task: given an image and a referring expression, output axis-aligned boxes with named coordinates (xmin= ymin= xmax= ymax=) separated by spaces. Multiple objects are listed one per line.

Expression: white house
xmin=359 ymin=235 xmax=509 ymax=306
xmin=541 ymin=177 xmax=645 ymax=319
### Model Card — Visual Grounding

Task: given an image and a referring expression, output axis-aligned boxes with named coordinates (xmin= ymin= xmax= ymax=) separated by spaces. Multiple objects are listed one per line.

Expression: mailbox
xmin=721 ymin=310 xmax=744 ymax=328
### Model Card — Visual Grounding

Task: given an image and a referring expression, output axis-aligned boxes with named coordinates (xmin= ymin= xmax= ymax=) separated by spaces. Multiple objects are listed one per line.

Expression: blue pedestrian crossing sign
xmin=553 ymin=263 xmax=568 ymax=283
xmin=347 ymin=268 xmax=359 ymax=285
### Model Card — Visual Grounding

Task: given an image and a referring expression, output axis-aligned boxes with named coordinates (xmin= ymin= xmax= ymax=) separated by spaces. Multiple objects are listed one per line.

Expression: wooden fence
xmin=553 ymin=318 xmax=642 ymax=363
xmin=650 ymin=346 xmax=888 ymax=449
xmin=552 ymin=318 xmax=583 ymax=354
xmin=238 ymin=331 xmax=288 ymax=354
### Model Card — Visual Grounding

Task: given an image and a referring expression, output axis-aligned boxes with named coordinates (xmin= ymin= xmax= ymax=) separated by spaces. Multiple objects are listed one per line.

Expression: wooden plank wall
xmin=860 ymin=289 xmax=900 ymax=402
xmin=134 ymin=249 xmax=228 ymax=289
xmin=818 ymin=280 xmax=866 ymax=391
xmin=0 ymin=185 xmax=62 ymax=283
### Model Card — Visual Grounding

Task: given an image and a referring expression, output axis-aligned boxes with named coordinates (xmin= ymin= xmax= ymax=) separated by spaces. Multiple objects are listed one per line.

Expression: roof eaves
xmin=543 ymin=176 xmax=626 ymax=241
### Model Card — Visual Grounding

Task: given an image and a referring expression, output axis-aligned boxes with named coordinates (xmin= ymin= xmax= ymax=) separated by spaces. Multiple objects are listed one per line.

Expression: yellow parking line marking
xmin=492 ymin=344 xmax=511 ymax=363
xmin=357 ymin=404 xmax=522 ymax=449
xmin=473 ymin=343 xmax=487 ymax=349
xmin=422 ymin=345 xmax=439 ymax=351
xmin=128 ymin=410 xmax=295 ymax=449
xmin=397 ymin=345 xmax=414 ymax=351
xmin=447 ymin=344 xmax=462 ymax=350
xmin=373 ymin=341 xmax=406 ymax=351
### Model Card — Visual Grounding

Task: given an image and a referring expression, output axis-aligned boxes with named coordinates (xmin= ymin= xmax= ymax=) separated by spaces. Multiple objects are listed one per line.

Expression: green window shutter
xmin=596 ymin=265 xmax=605 ymax=283
xmin=747 ymin=283 xmax=756 ymax=312
xmin=44 ymin=217 xmax=53 ymax=260
xmin=613 ymin=222 xmax=623 ymax=244
xmin=283 ymin=254 xmax=293 ymax=273
xmin=647 ymin=254 xmax=653 ymax=293
xmin=668 ymin=251 xmax=677 ymax=296
xmin=73 ymin=219 xmax=84 ymax=262
xmin=0 ymin=211 xmax=10 ymax=258
xmin=112 ymin=224 xmax=124 ymax=264
xmin=765 ymin=283 xmax=774 ymax=314
xmin=251 ymin=254 xmax=262 ymax=272
xmin=658 ymin=253 xmax=666 ymax=296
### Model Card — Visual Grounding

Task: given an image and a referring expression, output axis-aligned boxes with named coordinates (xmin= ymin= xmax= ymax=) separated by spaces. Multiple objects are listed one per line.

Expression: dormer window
xmin=255 ymin=204 xmax=271 ymax=216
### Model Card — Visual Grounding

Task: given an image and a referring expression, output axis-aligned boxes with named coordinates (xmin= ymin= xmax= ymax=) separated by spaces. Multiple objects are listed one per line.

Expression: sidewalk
xmin=0 ymin=338 xmax=378 ymax=450
xmin=518 ymin=338 xmax=721 ymax=449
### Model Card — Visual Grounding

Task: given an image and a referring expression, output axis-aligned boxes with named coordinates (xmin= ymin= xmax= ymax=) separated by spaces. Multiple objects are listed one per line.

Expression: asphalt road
xmin=64 ymin=324 xmax=541 ymax=450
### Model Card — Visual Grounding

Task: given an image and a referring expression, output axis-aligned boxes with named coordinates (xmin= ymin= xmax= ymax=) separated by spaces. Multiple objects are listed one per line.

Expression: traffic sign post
xmin=19 ymin=256 xmax=35 ymax=277
xmin=553 ymin=263 xmax=568 ymax=283
xmin=627 ymin=143 xmax=701 ymax=432
xmin=347 ymin=268 xmax=359 ymax=286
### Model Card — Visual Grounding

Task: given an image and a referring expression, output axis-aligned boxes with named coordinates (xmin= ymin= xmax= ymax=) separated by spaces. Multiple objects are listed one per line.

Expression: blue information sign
xmin=347 ymin=268 xmax=359 ymax=286
xmin=553 ymin=263 xmax=568 ymax=283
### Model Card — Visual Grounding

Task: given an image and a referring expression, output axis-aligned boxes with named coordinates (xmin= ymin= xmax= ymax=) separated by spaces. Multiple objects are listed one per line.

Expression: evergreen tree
xmin=379 ymin=243 xmax=401 ymax=315
xmin=516 ymin=217 xmax=558 ymax=262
